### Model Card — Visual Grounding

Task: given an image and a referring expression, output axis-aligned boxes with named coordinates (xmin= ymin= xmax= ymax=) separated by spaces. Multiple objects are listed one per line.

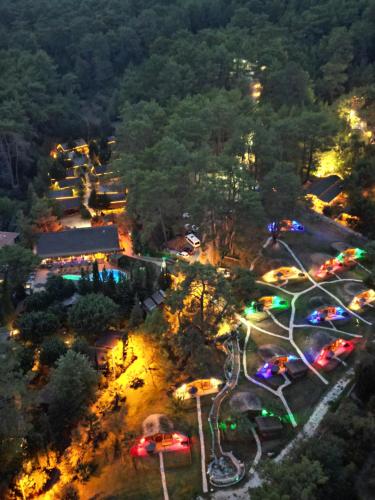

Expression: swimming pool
xmin=63 ymin=269 xmax=126 ymax=283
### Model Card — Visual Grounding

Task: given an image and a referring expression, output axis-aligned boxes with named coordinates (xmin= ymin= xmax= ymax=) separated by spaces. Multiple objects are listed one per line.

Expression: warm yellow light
xmin=315 ymin=149 xmax=344 ymax=178
xmin=349 ymin=289 xmax=375 ymax=311
xmin=262 ymin=266 xmax=305 ymax=283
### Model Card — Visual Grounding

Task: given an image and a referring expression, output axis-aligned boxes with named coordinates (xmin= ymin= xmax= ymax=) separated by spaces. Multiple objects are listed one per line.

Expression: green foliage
xmin=167 ymin=262 xmax=237 ymax=338
xmin=91 ymin=260 xmax=101 ymax=293
xmin=252 ymin=456 xmax=327 ymax=500
xmin=0 ymin=244 xmax=39 ymax=290
xmin=144 ymin=308 xmax=168 ymax=335
xmin=68 ymin=293 xmax=118 ymax=336
xmin=39 ymin=337 xmax=68 ymax=366
xmin=355 ymin=352 xmax=375 ymax=403
xmin=71 ymin=336 xmax=91 ymax=360
xmin=158 ymin=269 xmax=172 ymax=290
xmin=45 ymin=350 xmax=98 ymax=438
xmin=15 ymin=345 xmax=35 ymax=373
xmin=16 ymin=310 xmax=60 ymax=343
xmin=0 ymin=340 xmax=29 ymax=482
xmin=261 ymin=163 xmax=301 ymax=220
xmin=45 ymin=275 xmax=76 ymax=301
xmin=0 ymin=197 xmax=22 ymax=231
xmin=129 ymin=296 xmax=144 ymax=328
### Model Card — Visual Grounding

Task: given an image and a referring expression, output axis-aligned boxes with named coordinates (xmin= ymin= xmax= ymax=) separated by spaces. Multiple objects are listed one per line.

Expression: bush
xmin=46 ymin=275 xmax=76 ymax=301
xmin=16 ymin=310 xmax=60 ymax=343
xmin=68 ymin=293 xmax=118 ymax=336
xmin=39 ymin=337 xmax=67 ymax=366
xmin=71 ymin=336 xmax=92 ymax=360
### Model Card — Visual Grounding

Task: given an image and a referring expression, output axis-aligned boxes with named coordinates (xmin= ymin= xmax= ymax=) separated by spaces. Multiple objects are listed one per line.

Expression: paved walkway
xmin=159 ymin=452 xmax=169 ymax=500
xmin=208 ymin=335 xmax=245 ymax=487
xmin=196 ymin=396 xmax=208 ymax=493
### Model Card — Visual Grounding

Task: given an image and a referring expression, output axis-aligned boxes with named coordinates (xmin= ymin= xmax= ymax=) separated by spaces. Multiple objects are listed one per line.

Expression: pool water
xmin=63 ymin=269 xmax=126 ymax=283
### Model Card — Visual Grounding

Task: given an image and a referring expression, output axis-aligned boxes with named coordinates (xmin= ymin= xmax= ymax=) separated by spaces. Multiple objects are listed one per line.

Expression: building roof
xmin=72 ymin=155 xmax=87 ymax=167
xmin=74 ymin=138 xmax=87 ymax=148
xmin=56 ymin=177 xmax=82 ymax=189
xmin=0 ymin=231 xmax=19 ymax=248
xmin=94 ymin=165 xmax=112 ymax=175
xmin=307 ymin=175 xmax=344 ymax=203
xmin=66 ymin=167 xmax=77 ymax=178
xmin=151 ymin=290 xmax=166 ymax=305
xmin=107 ymin=193 xmax=126 ymax=203
xmin=36 ymin=225 xmax=120 ymax=258
xmin=54 ymin=197 xmax=81 ymax=212
xmin=230 ymin=391 xmax=262 ymax=413
xmin=285 ymin=359 xmax=308 ymax=376
xmin=255 ymin=416 xmax=283 ymax=433
xmin=48 ymin=188 xmax=74 ymax=199
xmin=143 ymin=297 xmax=157 ymax=312
xmin=98 ymin=183 xmax=125 ymax=194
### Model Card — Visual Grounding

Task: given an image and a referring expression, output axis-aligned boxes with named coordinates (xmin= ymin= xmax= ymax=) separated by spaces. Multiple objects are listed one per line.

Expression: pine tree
xmin=129 ymin=295 xmax=144 ymax=327
xmin=106 ymin=271 xmax=117 ymax=299
xmin=78 ymin=268 xmax=92 ymax=295
xmin=92 ymin=260 xmax=101 ymax=293
xmin=88 ymin=188 xmax=97 ymax=209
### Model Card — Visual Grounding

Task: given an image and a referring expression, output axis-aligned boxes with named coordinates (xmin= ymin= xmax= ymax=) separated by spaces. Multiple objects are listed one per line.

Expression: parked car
xmin=217 ymin=267 xmax=231 ymax=278
xmin=177 ymin=251 xmax=190 ymax=259
xmin=185 ymin=233 xmax=201 ymax=248
xmin=182 ymin=246 xmax=194 ymax=255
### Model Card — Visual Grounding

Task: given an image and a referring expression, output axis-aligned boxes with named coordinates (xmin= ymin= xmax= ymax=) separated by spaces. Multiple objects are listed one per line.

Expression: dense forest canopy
xmin=0 ymin=0 xmax=374 ymax=241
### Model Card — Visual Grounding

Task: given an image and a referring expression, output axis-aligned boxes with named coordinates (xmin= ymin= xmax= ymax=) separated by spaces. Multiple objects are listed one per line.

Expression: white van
xmin=185 ymin=232 xmax=201 ymax=248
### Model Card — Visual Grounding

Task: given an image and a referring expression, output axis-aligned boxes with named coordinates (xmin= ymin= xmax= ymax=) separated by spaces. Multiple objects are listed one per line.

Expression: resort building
xmin=35 ymin=225 xmax=121 ymax=264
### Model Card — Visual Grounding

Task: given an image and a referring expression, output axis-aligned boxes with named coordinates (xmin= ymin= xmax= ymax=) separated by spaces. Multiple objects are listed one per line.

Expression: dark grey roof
xmin=94 ymin=165 xmax=110 ymax=175
xmin=98 ymin=183 xmax=125 ymax=194
xmin=36 ymin=225 xmax=120 ymax=258
xmin=72 ymin=155 xmax=87 ymax=167
xmin=55 ymin=197 xmax=81 ymax=212
xmin=151 ymin=290 xmax=166 ymax=305
xmin=307 ymin=175 xmax=343 ymax=203
xmin=74 ymin=138 xmax=87 ymax=147
xmin=230 ymin=391 xmax=262 ymax=413
xmin=285 ymin=359 xmax=308 ymax=376
xmin=255 ymin=416 xmax=283 ymax=432
xmin=258 ymin=344 xmax=288 ymax=361
xmin=57 ymin=177 xmax=82 ymax=189
xmin=305 ymin=330 xmax=334 ymax=359
xmin=143 ymin=297 xmax=157 ymax=312
xmin=48 ymin=188 xmax=73 ymax=199
xmin=66 ymin=167 xmax=77 ymax=178
xmin=107 ymin=193 xmax=126 ymax=203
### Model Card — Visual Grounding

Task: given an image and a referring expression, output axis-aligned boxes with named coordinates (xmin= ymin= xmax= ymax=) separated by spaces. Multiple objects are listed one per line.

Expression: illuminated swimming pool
xmin=63 ymin=269 xmax=126 ymax=283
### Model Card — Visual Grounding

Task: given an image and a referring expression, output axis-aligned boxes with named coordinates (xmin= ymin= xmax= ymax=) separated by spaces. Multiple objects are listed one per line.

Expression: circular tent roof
xmin=142 ymin=414 xmax=174 ymax=437
xmin=230 ymin=391 xmax=262 ymax=413
xmin=309 ymin=253 xmax=331 ymax=265
xmin=258 ymin=344 xmax=288 ymax=361
xmin=331 ymin=242 xmax=349 ymax=253
xmin=304 ymin=330 xmax=334 ymax=360
xmin=308 ymin=295 xmax=326 ymax=308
